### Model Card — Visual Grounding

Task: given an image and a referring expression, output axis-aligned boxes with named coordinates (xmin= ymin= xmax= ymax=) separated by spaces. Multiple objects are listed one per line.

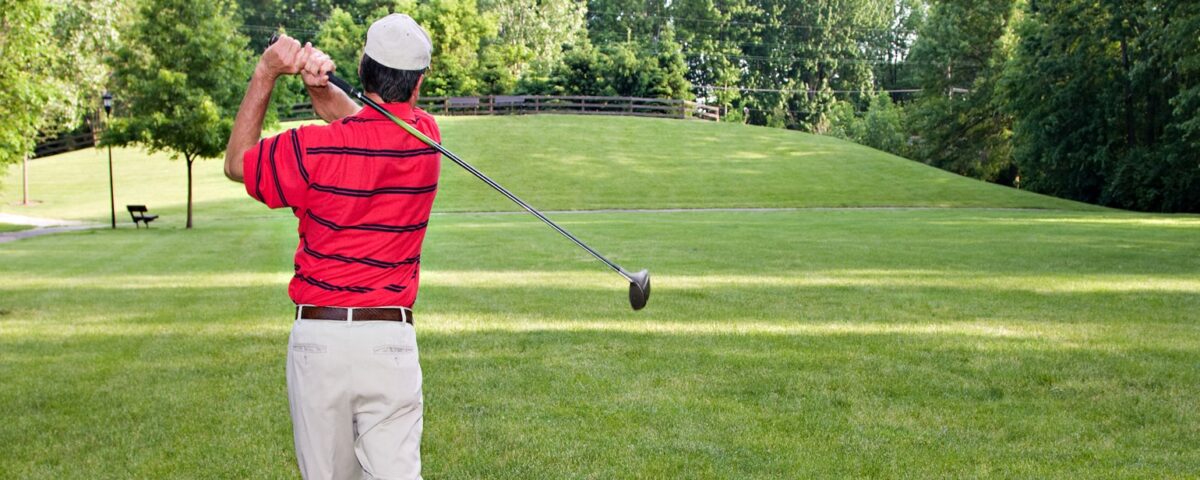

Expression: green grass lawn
xmin=1 ymin=116 xmax=1197 ymax=478
xmin=0 ymin=115 xmax=1093 ymax=226
xmin=0 ymin=223 xmax=33 ymax=233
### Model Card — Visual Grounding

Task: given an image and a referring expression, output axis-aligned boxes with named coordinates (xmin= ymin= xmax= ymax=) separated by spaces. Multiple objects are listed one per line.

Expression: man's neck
xmin=365 ymin=92 xmax=418 ymax=106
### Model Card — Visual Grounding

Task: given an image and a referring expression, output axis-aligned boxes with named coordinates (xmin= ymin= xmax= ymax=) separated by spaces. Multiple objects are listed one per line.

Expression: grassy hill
xmin=0 ymin=115 xmax=1092 ymax=226
xmin=1 ymin=115 xmax=1196 ymax=478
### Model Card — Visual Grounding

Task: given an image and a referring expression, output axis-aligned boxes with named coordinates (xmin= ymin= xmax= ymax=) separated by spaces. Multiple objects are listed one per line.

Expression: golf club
xmin=267 ymin=35 xmax=650 ymax=309
xmin=330 ymin=74 xmax=650 ymax=310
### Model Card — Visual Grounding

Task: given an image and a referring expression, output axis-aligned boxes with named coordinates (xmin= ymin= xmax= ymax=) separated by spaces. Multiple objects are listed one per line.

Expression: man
xmin=224 ymin=14 xmax=439 ymax=480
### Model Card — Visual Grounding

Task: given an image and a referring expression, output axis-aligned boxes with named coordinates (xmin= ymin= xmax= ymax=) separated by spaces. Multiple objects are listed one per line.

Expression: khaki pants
xmin=287 ymin=319 xmax=423 ymax=480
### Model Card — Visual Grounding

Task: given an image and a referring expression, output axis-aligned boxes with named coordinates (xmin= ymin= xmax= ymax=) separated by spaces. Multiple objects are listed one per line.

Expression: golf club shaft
xmin=324 ymin=74 xmax=637 ymax=283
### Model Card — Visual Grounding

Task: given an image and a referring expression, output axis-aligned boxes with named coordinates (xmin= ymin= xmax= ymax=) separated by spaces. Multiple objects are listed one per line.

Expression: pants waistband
xmin=296 ymin=305 xmax=413 ymax=324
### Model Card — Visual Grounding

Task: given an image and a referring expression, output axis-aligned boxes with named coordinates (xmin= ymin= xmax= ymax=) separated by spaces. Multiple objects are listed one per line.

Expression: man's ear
xmin=411 ymin=74 xmax=424 ymax=101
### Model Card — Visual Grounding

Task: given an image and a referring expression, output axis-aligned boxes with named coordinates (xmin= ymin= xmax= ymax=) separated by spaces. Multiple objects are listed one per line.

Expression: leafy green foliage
xmin=867 ymin=1 xmax=926 ymax=92
xmin=529 ymin=31 xmax=690 ymax=98
xmin=105 ymin=0 xmax=253 ymax=228
xmin=829 ymin=92 xmax=909 ymax=156
xmin=1005 ymin=1 xmax=1200 ymax=212
xmin=410 ymin=0 xmax=498 ymax=96
xmin=479 ymin=0 xmax=586 ymax=92
xmin=0 ymin=0 xmax=124 ymax=166
xmin=0 ymin=1 xmax=53 ymax=166
xmin=906 ymin=0 xmax=1018 ymax=184
xmin=314 ymin=7 xmax=366 ymax=90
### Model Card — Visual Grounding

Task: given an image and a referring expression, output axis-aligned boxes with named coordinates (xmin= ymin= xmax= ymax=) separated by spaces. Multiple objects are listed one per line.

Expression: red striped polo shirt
xmin=243 ymin=102 xmax=441 ymax=308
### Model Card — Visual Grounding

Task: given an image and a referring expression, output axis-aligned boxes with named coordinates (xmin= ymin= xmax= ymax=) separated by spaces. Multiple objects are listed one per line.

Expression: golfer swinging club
xmin=224 ymin=14 xmax=437 ymax=480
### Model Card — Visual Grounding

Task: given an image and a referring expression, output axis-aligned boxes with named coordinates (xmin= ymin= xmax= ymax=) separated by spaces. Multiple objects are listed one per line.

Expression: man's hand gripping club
xmin=224 ymin=34 xmax=356 ymax=182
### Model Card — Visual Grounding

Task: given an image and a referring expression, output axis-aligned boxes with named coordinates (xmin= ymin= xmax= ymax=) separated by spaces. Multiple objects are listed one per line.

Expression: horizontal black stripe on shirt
xmin=383 ymin=284 xmax=408 ymax=293
xmin=310 ymin=183 xmax=437 ymax=197
xmin=294 ymin=273 xmax=374 ymax=294
xmin=308 ymin=211 xmax=428 ymax=234
xmin=341 ymin=117 xmax=381 ymax=124
xmin=305 ymin=146 xmax=437 ymax=158
xmin=302 ymin=238 xmax=420 ymax=269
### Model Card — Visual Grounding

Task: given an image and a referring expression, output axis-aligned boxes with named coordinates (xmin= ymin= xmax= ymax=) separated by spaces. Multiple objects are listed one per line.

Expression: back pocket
xmin=373 ymin=345 xmax=414 ymax=354
xmin=292 ymin=343 xmax=327 ymax=353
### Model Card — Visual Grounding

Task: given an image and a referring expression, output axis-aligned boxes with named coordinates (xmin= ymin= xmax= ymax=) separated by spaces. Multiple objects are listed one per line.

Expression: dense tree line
xmin=2 ymin=0 xmax=1197 ymax=212
xmin=1005 ymin=1 xmax=1200 ymax=211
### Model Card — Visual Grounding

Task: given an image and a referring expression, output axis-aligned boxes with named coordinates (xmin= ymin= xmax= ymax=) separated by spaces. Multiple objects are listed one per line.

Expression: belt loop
xmin=296 ymin=305 xmax=303 ymax=322
xmin=346 ymin=307 xmax=354 ymax=323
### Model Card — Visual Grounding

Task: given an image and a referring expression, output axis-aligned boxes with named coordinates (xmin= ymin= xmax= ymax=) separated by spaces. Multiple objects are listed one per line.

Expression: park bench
xmin=447 ymin=96 xmax=481 ymax=115
xmin=492 ymin=95 xmax=527 ymax=114
xmin=126 ymin=205 xmax=159 ymax=228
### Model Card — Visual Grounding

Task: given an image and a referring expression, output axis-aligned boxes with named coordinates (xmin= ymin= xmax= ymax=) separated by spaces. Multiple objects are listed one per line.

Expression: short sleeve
xmin=243 ymin=128 xmax=310 ymax=209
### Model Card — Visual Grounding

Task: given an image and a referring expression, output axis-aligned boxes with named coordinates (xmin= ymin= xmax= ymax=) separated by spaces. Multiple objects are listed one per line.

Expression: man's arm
xmin=224 ymin=35 xmax=308 ymax=182
xmin=301 ymin=49 xmax=359 ymax=123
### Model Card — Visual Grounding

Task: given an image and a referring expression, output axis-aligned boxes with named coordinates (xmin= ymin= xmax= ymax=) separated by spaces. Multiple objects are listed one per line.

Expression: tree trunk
xmin=186 ymin=155 xmax=194 ymax=229
xmin=21 ymin=153 xmax=30 ymax=206
xmin=1120 ymin=34 xmax=1135 ymax=146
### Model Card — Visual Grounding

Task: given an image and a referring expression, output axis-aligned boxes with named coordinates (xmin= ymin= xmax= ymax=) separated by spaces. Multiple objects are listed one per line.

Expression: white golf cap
xmin=364 ymin=14 xmax=432 ymax=70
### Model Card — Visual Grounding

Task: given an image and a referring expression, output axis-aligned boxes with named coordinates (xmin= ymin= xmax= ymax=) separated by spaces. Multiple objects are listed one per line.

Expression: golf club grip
xmin=264 ymin=34 xmax=350 ymax=90
xmin=326 ymin=73 xmax=357 ymax=96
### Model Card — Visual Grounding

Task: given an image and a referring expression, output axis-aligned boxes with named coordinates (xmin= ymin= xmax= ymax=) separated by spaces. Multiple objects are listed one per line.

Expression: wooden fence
xmin=287 ymin=95 xmax=720 ymax=122
xmin=33 ymin=125 xmax=97 ymax=158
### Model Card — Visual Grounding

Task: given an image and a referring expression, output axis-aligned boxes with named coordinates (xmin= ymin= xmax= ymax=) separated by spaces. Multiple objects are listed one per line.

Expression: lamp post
xmin=103 ymin=91 xmax=115 ymax=229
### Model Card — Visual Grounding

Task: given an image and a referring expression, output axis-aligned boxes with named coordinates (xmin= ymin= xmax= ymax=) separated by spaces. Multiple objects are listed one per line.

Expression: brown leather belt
xmin=297 ymin=306 xmax=413 ymax=324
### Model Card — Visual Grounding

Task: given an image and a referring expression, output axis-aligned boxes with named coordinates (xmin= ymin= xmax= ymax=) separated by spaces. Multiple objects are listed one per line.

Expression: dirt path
xmin=0 ymin=213 xmax=102 ymax=244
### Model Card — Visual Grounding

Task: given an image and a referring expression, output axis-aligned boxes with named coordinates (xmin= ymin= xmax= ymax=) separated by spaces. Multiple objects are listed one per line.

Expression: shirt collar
xmin=355 ymin=101 xmax=417 ymax=123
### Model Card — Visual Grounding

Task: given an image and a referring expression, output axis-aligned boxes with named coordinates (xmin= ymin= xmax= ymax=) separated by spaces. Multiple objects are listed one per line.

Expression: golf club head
xmin=628 ymin=269 xmax=651 ymax=311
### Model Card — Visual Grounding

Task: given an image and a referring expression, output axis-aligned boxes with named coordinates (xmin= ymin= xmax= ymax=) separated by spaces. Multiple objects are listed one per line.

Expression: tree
xmin=314 ymin=7 xmax=367 ymax=91
xmin=864 ymin=0 xmax=926 ymax=92
xmin=907 ymin=0 xmax=1019 ymax=183
xmin=0 ymin=1 xmax=56 ymax=170
xmin=105 ymin=0 xmax=254 ymax=228
xmin=411 ymin=0 xmax=498 ymax=96
xmin=0 ymin=0 xmax=124 ymax=167
xmin=237 ymin=0 xmax=335 ymax=52
xmin=479 ymin=0 xmax=587 ymax=91
xmin=1005 ymin=0 xmax=1200 ymax=211
xmin=536 ymin=33 xmax=690 ymax=99
xmin=829 ymin=91 xmax=908 ymax=156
